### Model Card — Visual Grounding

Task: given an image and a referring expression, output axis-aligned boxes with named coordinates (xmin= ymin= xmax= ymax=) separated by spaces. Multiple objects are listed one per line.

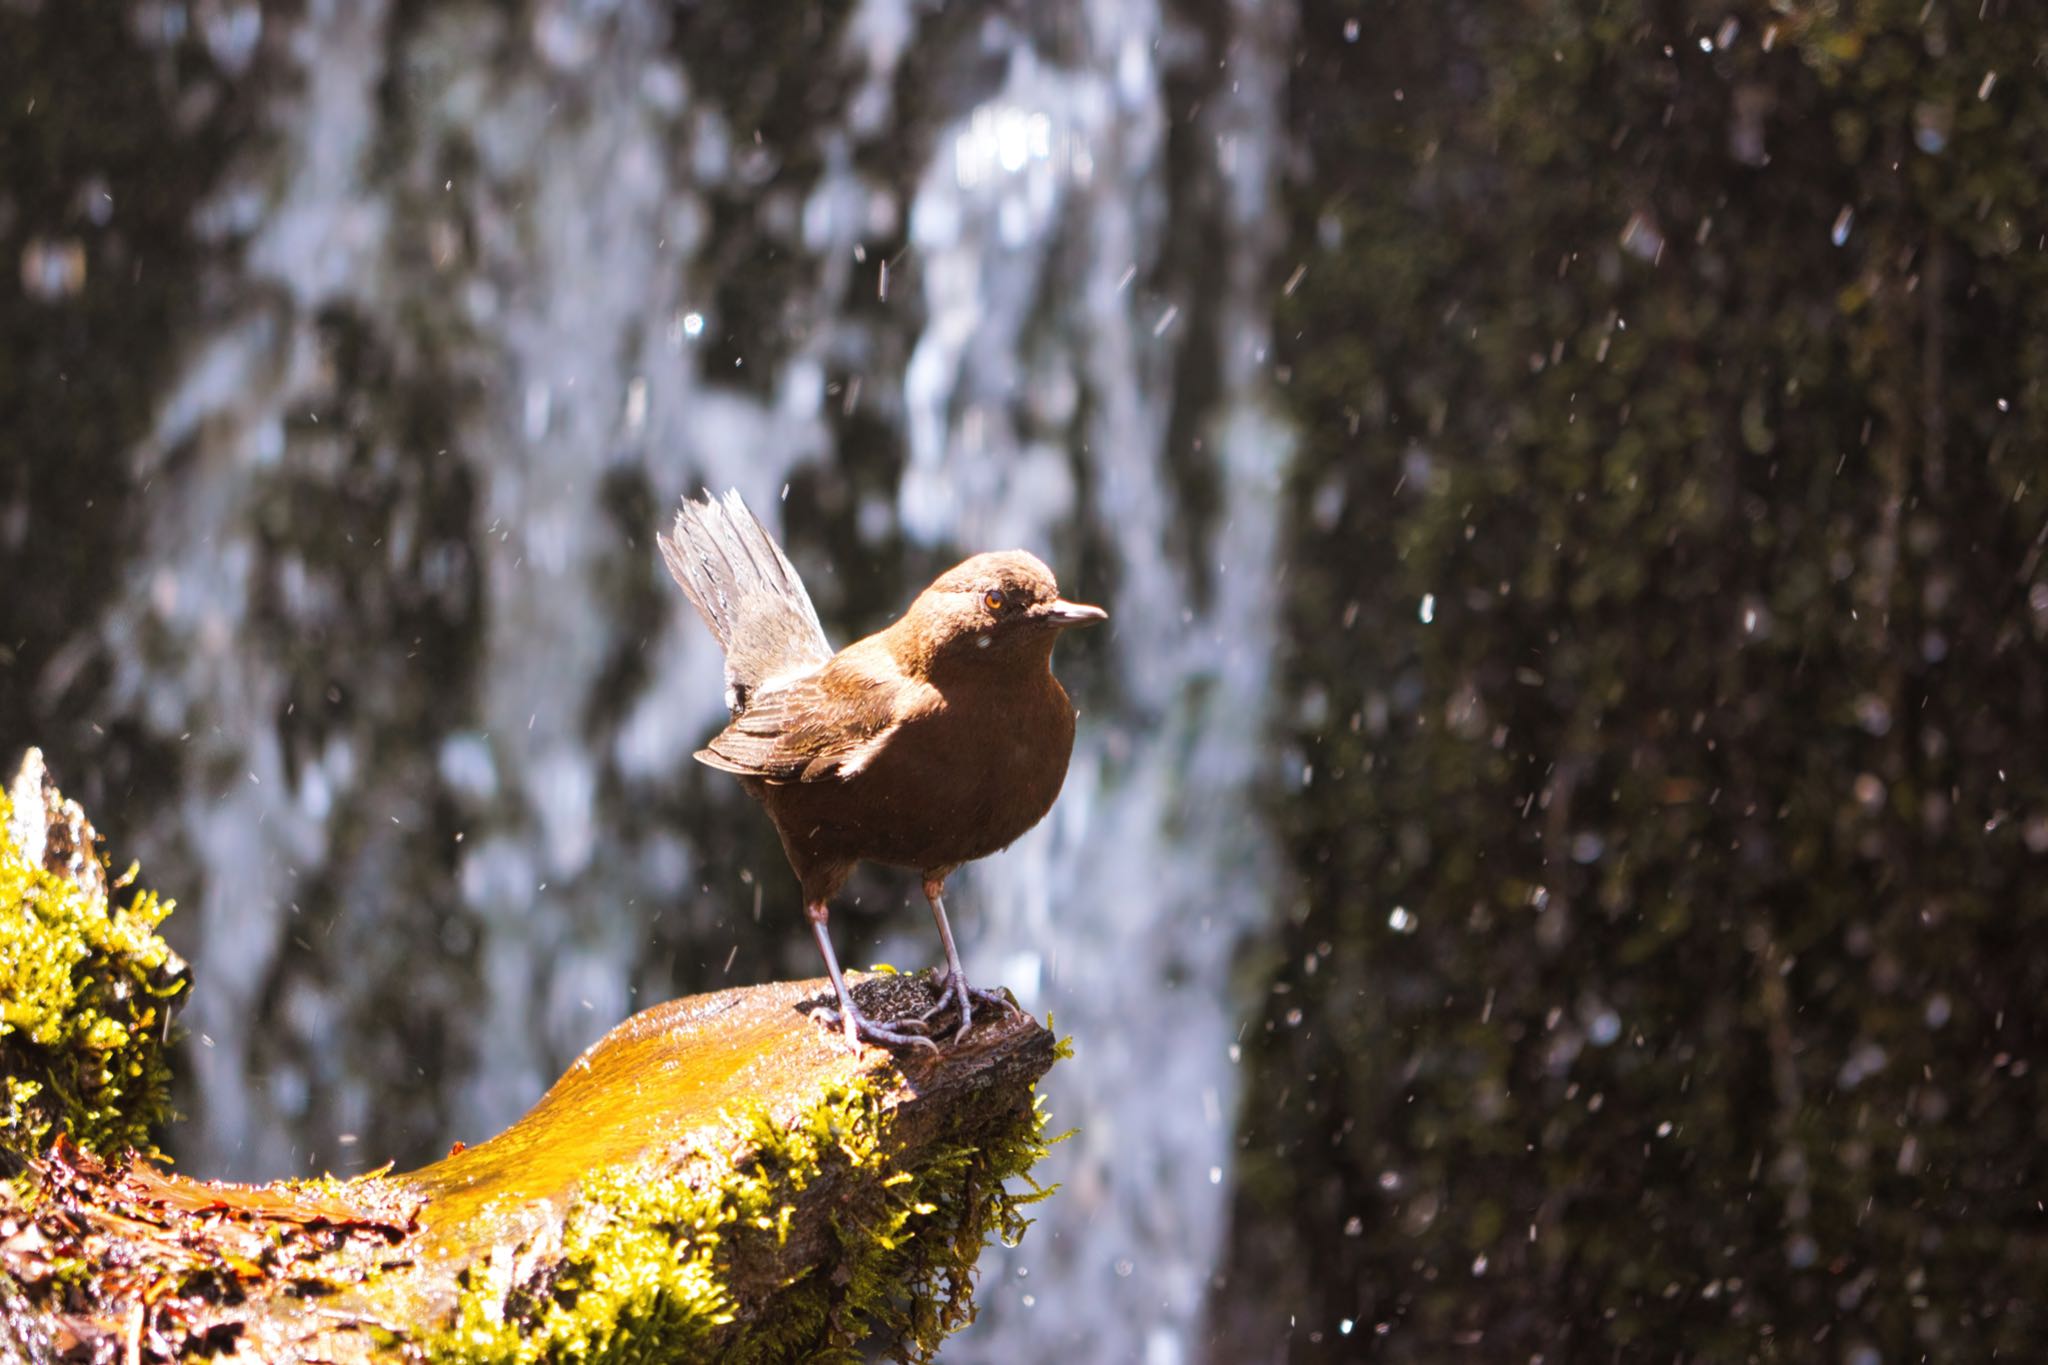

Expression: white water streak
xmin=886 ymin=1 xmax=1291 ymax=1358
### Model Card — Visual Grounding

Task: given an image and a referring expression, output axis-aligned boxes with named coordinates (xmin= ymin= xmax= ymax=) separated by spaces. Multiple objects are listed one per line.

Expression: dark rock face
xmin=1218 ymin=2 xmax=2048 ymax=1360
xmin=0 ymin=6 xmax=263 ymax=836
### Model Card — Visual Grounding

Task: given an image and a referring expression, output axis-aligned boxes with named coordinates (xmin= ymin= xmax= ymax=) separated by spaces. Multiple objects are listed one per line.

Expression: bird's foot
xmin=917 ymin=969 xmax=1021 ymax=1043
xmin=812 ymin=1002 xmax=939 ymax=1053
xmin=926 ymin=967 xmax=1022 ymax=1017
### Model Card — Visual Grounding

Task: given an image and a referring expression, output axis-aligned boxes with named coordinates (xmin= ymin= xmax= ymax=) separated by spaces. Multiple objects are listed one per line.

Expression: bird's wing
xmin=694 ymin=652 xmax=926 ymax=783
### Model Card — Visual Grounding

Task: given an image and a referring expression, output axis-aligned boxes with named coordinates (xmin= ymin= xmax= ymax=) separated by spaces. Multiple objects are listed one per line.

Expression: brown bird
xmin=660 ymin=490 xmax=1106 ymax=1048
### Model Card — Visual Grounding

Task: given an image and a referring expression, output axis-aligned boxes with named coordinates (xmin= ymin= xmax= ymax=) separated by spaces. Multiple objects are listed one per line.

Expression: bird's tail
xmin=660 ymin=489 xmax=831 ymax=713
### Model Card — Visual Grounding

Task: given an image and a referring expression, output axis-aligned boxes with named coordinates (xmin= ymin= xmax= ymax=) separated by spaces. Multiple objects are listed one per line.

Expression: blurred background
xmin=3 ymin=0 xmax=2046 ymax=1360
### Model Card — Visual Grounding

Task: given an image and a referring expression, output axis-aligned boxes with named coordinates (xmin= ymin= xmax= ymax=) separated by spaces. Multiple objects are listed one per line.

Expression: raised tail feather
xmin=659 ymin=490 xmax=832 ymax=715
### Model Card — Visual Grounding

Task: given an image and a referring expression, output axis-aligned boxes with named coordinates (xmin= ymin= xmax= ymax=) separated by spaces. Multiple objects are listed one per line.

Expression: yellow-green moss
xmin=434 ymin=1041 xmax=1069 ymax=1364
xmin=0 ymin=788 xmax=185 ymax=1159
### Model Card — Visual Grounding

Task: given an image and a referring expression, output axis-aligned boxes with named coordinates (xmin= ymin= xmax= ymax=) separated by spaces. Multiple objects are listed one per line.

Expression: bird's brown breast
xmin=756 ymin=666 xmax=1077 ymax=887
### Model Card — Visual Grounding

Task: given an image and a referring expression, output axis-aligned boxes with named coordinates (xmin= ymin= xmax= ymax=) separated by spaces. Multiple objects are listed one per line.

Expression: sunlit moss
xmin=434 ymin=1039 xmax=1067 ymax=1363
xmin=0 ymin=788 xmax=185 ymax=1160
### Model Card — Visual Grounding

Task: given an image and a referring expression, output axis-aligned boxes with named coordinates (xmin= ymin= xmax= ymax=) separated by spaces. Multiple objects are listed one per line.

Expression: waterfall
xmin=888 ymin=3 xmax=1292 ymax=1357
xmin=88 ymin=1 xmax=1288 ymax=1358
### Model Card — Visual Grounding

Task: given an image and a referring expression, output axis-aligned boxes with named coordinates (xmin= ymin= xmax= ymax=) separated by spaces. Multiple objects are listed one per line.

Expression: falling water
xmin=84 ymin=1 xmax=1288 ymax=1358
xmin=891 ymin=2 xmax=1292 ymax=1358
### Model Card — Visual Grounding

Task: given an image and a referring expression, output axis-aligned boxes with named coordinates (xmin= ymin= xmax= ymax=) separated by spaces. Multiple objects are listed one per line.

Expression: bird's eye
xmin=982 ymin=589 xmax=1006 ymax=612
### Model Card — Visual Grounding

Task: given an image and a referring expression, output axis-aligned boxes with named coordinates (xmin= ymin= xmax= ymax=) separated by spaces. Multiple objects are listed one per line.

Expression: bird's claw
xmin=813 ymin=1004 xmax=940 ymax=1053
xmin=917 ymin=969 xmax=1020 ymax=1042
xmin=916 ymin=982 xmax=1018 ymax=1022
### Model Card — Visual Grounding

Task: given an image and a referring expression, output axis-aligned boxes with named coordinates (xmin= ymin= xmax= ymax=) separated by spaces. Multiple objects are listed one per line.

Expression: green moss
xmin=0 ymin=788 xmax=185 ymax=1160
xmin=434 ymin=1042 xmax=1066 ymax=1364
xmin=1224 ymin=0 xmax=2048 ymax=1358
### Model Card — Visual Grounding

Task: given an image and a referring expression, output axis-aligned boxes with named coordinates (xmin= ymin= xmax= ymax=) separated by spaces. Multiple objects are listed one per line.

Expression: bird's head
xmin=897 ymin=550 xmax=1107 ymax=671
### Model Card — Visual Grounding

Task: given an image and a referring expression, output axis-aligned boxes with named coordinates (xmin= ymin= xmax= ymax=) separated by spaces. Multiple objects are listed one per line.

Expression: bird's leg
xmin=916 ymin=877 xmax=1019 ymax=1042
xmin=806 ymin=899 xmax=936 ymax=1052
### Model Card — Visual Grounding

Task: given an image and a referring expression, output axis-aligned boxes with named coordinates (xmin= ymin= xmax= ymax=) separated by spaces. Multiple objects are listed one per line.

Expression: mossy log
xmin=0 ymin=753 xmax=1064 ymax=1363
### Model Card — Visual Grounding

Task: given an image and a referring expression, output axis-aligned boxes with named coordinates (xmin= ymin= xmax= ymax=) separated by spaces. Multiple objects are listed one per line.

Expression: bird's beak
xmin=1042 ymin=599 xmax=1109 ymax=628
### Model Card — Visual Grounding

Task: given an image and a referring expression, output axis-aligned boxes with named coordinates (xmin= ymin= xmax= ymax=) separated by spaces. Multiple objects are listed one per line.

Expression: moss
xmin=1222 ymin=0 xmax=2048 ymax=1358
xmin=433 ymin=1039 xmax=1067 ymax=1364
xmin=0 ymin=787 xmax=185 ymax=1161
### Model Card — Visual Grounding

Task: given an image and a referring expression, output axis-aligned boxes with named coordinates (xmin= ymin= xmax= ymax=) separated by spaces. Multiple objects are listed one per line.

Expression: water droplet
xmin=1419 ymin=592 xmax=1436 ymax=624
xmin=1914 ymin=100 xmax=1951 ymax=154
xmin=1831 ymin=206 xmax=1854 ymax=246
xmin=623 ymin=376 xmax=648 ymax=435
xmin=1589 ymin=1009 xmax=1622 ymax=1046
xmin=1387 ymin=906 xmax=1416 ymax=933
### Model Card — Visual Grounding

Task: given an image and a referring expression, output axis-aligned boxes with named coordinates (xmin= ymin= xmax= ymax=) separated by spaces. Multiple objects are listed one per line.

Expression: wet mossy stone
xmin=406 ymin=975 xmax=1065 ymax=1363
xmin=0 ymin=750 xmax=1064 ymax=1360
xmin=2 ymin=970 xmax=1062 ymax=1362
